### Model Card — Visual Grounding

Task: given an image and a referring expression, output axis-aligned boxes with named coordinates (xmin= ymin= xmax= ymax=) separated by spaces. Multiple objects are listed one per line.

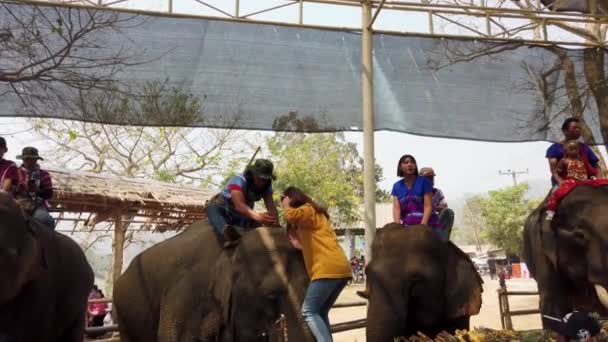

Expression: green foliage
xmin=266 ymin=133 xmax=385 ymax=225
xmin=480 ymin=183 xmax=541 ymax=255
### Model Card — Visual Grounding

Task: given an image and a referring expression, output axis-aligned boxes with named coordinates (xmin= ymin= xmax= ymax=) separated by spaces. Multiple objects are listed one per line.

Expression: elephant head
xmin=211 ymin=227 xmax=313 ymax=341
xmin=365 ymin=224 xmax=482 ymax=342
xmin=530 ymin=186 xmax=608 ymax=315
xmin=0 ymin=192 xmax=45 ymax=305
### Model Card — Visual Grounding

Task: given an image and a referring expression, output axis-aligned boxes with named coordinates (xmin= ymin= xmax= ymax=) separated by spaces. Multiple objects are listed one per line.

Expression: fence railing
xmin=497 ymin=288 xmax=540 ymax=330
xmin=85 ymin=298 xmax=368 ymax=339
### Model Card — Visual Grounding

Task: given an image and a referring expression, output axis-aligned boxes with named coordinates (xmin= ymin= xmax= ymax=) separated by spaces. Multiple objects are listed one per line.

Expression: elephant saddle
xmin=547 ymin=179 xmax=608 ymax=212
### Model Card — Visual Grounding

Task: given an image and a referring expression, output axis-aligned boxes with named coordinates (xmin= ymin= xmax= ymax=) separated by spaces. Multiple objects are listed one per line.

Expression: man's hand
xmin=253 ymin=211 xmax=278 ymax=226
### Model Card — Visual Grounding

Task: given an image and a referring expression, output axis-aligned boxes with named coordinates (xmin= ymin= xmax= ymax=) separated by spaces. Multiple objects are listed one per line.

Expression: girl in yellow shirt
xmin=281 ymin=187 xmax=352 ymax=342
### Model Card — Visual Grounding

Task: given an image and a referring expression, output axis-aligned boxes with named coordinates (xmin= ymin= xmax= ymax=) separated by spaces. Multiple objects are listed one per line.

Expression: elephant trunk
xmin=594 ymin=285 xmax=608 ymax=310
xmin=366 ymin=284 xmax=407 ymax=342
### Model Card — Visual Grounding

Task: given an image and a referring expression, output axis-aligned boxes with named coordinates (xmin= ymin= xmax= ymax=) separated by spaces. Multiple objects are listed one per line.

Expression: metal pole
xmin=168 ymin=0 xmax=173 ymax=13
xmin=299 ymin=0 xmax=304 ymax=24
xmin=361 ymin=0 xmax=376 ymax=261
xmin=236 ymin=0 xmax=240 ymax=17
xmin=368 ymin=0 xmax=387 ymax=29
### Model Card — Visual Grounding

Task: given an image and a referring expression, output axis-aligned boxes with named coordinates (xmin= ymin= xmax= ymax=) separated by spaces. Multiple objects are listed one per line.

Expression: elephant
xmin=113 ymin=221 xmax=314 ymax=342
xmin=523 ymin=185 xmax=608 ymax=321
xmin=0 ymin=192 xmax=94 ymax=342
xmin=364 ymin=224 xmax=483 ymax=341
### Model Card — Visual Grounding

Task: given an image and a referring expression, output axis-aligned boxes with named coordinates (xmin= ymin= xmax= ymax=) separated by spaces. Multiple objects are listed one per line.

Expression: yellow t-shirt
xmin=284 ymin=203 xmax=352 ymax=281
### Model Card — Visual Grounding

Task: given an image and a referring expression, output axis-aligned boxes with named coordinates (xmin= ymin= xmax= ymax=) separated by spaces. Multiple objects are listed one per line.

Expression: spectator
xmin=87 ymin=285 xmax=108 ymax=328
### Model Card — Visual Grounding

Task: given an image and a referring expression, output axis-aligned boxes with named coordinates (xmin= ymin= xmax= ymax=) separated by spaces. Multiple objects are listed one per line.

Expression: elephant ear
xmin=444 ymin=242 xmax=484 ymax=319
xmin=210 ymin=250 xmax=235 ymax=326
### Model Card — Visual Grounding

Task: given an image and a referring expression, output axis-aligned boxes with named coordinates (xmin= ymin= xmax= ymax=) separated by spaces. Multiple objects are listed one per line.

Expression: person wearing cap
xmin=543 ymin=311 xmax=602 ymax=342
xmin=206 ymin=159 xmax=279 ymax=247
xmin=420 ymin=167 xmax=454 ymax=242
xmin=0 ymin=137 xmax=18 ymax=193
xmin=14 ymin=147 xmax=55 ymax=230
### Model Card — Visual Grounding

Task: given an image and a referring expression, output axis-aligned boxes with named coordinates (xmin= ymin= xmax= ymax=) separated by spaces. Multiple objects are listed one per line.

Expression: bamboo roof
xmin=46 ymin=167 xmax=216 ymax=232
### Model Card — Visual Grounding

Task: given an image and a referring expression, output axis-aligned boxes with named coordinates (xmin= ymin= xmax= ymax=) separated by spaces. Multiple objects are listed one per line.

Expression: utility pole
xmin=498 ymin=169 xmax=529 ymax=186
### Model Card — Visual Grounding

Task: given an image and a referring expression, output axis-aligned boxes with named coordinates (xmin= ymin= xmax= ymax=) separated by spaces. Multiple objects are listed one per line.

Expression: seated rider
xmin=206 ymin=159 xmax=279 ymax=247
xmin=420 ymin=167 xmax=455 ymax=241
xmin=546 ymin=117 xmax=599 ymax=189
xmin=546 ymin=140 xmax=598 ymax=220
xmin=14 ymin=147 xmax=55 ymax=230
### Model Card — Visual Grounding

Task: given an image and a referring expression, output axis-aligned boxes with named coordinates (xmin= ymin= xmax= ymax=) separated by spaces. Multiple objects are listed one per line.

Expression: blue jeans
xmin=206 ymin=196 xmax=257 ymax=243
xmin=32 ymin=207 xmax=55 ymax=230
xmin=302 ymin=278 xmax=349 ymax=342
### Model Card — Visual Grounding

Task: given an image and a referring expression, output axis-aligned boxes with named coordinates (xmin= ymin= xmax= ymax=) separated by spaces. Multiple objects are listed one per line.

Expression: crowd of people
xmin=0 ymin=137 xmax=54 ymax=230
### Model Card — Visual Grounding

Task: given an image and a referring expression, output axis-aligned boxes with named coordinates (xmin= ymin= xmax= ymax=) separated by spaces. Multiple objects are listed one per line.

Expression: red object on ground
xmin=547 ymin=179 xmax=608 ymax=212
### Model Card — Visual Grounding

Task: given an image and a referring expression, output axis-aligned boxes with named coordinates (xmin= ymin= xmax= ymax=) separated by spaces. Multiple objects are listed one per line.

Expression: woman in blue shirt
xmin=392 ymin=154 xmax=442 ymax=238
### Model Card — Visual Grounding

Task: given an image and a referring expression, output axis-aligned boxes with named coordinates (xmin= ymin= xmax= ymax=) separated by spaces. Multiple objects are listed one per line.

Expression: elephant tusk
xmin=594 ymin=285 xmax=608 ymax=309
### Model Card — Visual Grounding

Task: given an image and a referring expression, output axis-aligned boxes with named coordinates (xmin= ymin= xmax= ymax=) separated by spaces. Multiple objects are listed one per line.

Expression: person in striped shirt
xmin=420 ymin=167 xmax=454 ymax=241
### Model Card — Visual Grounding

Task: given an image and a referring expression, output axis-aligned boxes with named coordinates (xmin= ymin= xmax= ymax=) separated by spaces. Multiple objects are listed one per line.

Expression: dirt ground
xmin=330 ymin=276 xmax=541 ymax=342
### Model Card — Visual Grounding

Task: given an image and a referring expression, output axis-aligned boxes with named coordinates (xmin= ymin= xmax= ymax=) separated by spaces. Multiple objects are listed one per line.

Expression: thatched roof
xmin=47 ymin=167 xmax=216 ymax=231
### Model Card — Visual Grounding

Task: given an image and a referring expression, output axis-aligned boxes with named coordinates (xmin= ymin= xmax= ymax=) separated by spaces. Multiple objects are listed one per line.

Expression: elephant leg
xmin=199 ymin=310 xmax=222 ymax=341
xmin=158 ymin=275 xmax=204 ymax=342
xmin=58 ymin=311 xmax=87 ymax=342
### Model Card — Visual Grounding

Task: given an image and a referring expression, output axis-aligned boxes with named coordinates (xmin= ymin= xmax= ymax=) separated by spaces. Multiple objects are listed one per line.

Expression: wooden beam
xmin=87 ymin=208 xmax=126 ymax=227
xmin=112 ymin=214 xmax=126 ymax=285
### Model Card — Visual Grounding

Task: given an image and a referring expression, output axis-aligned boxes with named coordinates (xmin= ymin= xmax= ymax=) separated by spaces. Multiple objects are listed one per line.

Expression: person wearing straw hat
xmin=14 ymin=147 xmax=55 ymax=230
xmin=206 ymin=159 xmax=279 ymax=247
xmin=0 ymin=137 xmax=18 ymax=193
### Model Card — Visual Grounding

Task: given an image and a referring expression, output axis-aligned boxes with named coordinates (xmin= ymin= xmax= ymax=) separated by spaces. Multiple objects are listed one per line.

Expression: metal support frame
xmin=11 ymin=0 xmax=608 ymax=259
xmin=21 ymin=0 xmax=608 ymax=46
xmin=362 ymin=0 xmax=376 ymax=260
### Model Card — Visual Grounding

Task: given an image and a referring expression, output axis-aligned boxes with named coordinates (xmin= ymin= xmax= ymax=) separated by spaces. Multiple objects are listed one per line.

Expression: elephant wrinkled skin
xmin=113 ymin=221 xmax=314 ymax=342
xmin=523 ymin=185 xmax=608 ymax=320
xmin=365 ymin=224 xmax=483 ymax=341
xmin=0 ymin=192 xmax=94 ymax=342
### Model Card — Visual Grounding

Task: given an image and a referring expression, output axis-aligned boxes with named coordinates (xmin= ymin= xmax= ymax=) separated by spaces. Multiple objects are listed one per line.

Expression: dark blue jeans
xmin=206 ymin=196 xmax=257 ymax=243
xmin=301 ymin=278 xmax=349 ymax=342
xmin=32 ymin=207 xmax=55 ymax=230
xmin=434 ymin=208 xmax=454 ymax=242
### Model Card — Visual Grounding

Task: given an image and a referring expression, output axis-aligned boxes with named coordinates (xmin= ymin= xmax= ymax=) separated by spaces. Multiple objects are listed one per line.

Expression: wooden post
xmin=112 ymin=214 xmax=126 ymax=285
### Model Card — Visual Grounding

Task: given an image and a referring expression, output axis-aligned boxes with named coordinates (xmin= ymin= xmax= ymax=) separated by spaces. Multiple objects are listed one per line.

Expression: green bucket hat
xmin=16 ymin=146 xmax=44 ymax=161
xmin=248 ymin=159 xmax=276 ymax=180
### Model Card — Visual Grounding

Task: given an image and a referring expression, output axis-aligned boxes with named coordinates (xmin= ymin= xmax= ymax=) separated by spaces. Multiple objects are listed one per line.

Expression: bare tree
xmin=31 ymin=81 xmax=252 ymax=186
xmin=424 ymin=3 xmax=608 ymax=174
xmin=461 ymin=196 xmax=488 ymax=252
xmin=0 ymin=2 xmax=148 ymax=114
